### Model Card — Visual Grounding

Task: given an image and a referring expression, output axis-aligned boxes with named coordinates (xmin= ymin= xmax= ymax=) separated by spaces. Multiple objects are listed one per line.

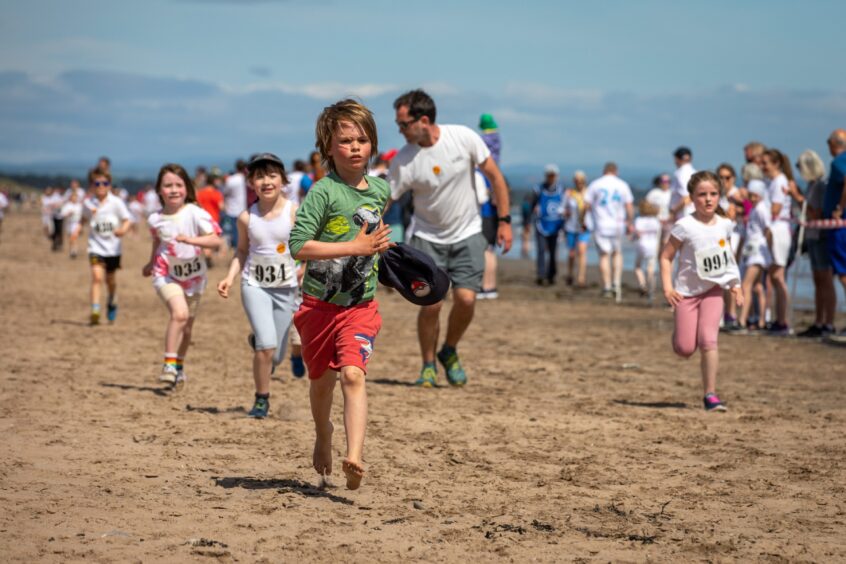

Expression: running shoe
xmin=173 ymin=370 xmax=187 ymax=392
xmin=247 ymin=396 xmax=269 ymax=418
xmin=291 ymin=355 xmax=306 ymax=379
xmin=89 ymin=311 xmax=100 ymax=326
xmin=159 ymin=364 xmax=178 ymax=385
xmin=824 ymin=330 xmax=846 ymax=346
xmin=601 ymin=288 xmax=615 ymax=299
xmin=797 ymin=324 xmax=824 ymax=338
xmin=703 ymin=393 xmax=727 ymax=412
xmin=437 ymin=347 xmax=467 ymax=387
xmin=106 ymin=303 xmax=118 ymax=323
xmin=415 ymin=364 xmax=437 ymax=388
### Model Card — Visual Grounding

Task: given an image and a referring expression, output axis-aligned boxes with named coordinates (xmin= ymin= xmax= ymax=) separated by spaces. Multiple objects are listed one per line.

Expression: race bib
xmin=168 ymin=255 xmax=207 ymax=281
xmin=248 ymin=255 xmax=295 ymax=288
xmin=695 ymin=245 xmax=734 ymax=280
xmin=92 ymin=214 xmax=117 ymax=236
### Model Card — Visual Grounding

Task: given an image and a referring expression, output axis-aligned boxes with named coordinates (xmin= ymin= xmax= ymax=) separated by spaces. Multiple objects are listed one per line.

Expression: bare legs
xmin=309 ymin=366 xmax=367 ymax=490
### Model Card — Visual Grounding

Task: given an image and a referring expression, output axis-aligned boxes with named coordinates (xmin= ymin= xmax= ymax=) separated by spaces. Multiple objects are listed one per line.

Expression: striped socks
xmin=164 ymin=353 xmax=178 ymax=370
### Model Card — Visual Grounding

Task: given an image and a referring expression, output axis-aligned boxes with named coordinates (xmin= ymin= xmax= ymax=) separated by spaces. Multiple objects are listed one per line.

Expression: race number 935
xmin=170 ymin=257 xmax=203 ymax=280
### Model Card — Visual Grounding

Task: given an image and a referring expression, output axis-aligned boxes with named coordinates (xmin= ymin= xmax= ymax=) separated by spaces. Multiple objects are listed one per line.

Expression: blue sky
xmin=1 ymin=0 xmax=844 ymax=183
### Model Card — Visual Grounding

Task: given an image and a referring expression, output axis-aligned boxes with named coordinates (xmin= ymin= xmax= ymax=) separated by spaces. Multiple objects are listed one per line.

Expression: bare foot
xmin=313 ymin=422 xmax=334 ymax=477
xmin=342 ymin=458 xmax=365 ymax=490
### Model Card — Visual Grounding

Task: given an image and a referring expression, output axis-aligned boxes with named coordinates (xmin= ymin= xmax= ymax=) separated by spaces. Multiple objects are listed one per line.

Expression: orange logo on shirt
xmin=433 ymin=166 xmax=441 ymax=175
xmin=276 ymin=243 xmax=286 ymax=254
xmin=719 ymin=239 xmax=726 ymax=247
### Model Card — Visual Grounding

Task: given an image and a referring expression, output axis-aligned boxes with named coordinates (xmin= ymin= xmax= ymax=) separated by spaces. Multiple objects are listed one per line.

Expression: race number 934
xmin=252 ymin=263 xmax=287 ymax=286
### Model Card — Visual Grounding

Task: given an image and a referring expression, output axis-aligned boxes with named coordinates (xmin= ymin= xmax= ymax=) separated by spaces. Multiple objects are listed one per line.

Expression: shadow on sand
xmin=214 ymin=476 xmax=354 ymax=505
xmin=100 ymin=382 xmax=170 ymax=397
xmin=369 ymin=378 xmax=441 ymax=388
xmin=185 ymin=405 xmax=247 ymax=415
xmin=612 ymin=399 xmax=687 ymax=409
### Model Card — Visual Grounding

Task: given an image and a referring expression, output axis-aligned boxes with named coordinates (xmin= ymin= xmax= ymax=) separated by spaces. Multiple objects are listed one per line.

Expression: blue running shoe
xmin=106 ymin=303 xmax=118 ymax=323
xmin=248 ymin=396 xmax=269 ymax=418
xmin=415 ymin=364 xmax=437 ymax=388
xmin=703 ymin=393 xmax=727 ymax=412
xmin=437 ymin=347 xmax=467 ymax=387
xmin=291 ymin=355 xmax=306 ymax=379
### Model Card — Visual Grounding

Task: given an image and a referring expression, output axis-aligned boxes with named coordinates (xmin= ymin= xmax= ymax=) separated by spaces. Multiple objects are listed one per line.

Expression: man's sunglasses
xmin=396 ymin=117 xmax=420 ymax=130
xmin=93 ymin=181 xmax=111 ymax=187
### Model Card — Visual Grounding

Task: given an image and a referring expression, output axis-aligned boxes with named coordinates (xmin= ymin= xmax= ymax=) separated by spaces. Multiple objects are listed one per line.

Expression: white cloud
xmin=503 ymin=82 xmax=604 ymax=109
xmin=224 ymin=81 xmax=399 ymax=100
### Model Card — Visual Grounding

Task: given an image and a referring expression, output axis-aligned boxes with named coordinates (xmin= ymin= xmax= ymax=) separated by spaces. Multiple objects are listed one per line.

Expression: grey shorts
xmin=241 ymin=284 xmax=298 ymax=367
xmin=410 ymin=232 xmax=486 ymax=291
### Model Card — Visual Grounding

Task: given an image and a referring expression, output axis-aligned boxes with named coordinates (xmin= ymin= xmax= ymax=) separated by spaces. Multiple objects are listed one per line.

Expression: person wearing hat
xmin=530 ymin=164 xmax=565 ymax=285
xmin=390 ymin=89 xmax=512 ymax=387
xmin=478 ymin=113 xmax=502 ymax=299
xmin=669 ymin=146 xmax=697 ymax=220
xmin=217 ymin=152 xmax=300 ymax=418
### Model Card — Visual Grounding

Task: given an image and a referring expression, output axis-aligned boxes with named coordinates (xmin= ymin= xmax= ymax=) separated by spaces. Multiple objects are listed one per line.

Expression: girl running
xmin=217 ymin=153 xmax=300 ymax=419
xmin=660 ymin=170 xmax=742 ymax=411
xmin=142 ymin=164 xmax=222 ymax=389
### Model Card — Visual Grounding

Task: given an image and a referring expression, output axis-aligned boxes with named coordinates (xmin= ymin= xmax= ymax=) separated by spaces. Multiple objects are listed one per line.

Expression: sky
xmin=1 ymin=0 xmax=844 ymax=183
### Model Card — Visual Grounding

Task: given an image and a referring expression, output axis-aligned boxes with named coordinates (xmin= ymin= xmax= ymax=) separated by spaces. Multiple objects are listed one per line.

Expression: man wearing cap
xmin=530 ymin=164 xmax=565 ymax=285
xmin=390 ymin=89 xmax=512 ymax=388
xmin=824 ymin=129 xmax=846 ymax=343
xmin=669 ymin=146 xmax=697 ymax=220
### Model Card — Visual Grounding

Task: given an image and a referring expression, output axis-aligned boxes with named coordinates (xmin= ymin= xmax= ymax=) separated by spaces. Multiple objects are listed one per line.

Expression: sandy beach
xmin=1 ymin=209 xmax=844 ymax=562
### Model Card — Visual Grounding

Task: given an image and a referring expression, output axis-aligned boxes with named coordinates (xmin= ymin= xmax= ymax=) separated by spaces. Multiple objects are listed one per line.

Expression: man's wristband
xmin=497 ymin=215 xmax=512 ymax=224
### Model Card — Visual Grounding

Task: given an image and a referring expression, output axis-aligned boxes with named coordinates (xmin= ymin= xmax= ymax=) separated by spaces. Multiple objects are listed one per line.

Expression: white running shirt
xmin=84 ymin=193 xmax=131 ymax=257
xmin=585 ymin=174 xmax=633 ymax=237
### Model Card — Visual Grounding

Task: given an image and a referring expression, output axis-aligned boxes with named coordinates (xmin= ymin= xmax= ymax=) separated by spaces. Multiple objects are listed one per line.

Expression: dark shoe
xmin=437 ymin=347 xmax=467 ymax=387
xmin=248 ymin=396 xmax=270 ymax=419
xmin=703 ymin=393 xmax=727 ymax=412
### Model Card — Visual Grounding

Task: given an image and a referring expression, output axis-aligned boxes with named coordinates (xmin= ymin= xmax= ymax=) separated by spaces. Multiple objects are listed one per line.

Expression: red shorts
xmin=293 ymin=295 xmax=382 ymax=380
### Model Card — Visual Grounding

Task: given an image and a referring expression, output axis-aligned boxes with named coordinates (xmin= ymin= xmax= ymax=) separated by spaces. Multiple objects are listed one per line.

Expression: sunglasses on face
xmin=719 ymin=174 xmax=733 ymax=181
xmin=93 ymin=181 xmax=110 ymax=187
xmin=396 ymin=116 xmax=420 ymax=130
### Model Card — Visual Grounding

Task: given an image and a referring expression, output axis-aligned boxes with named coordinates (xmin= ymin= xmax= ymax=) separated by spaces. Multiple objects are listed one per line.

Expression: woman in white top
xmin=660 ymin=171 xmax=742 ymax=412
xmin=218 ymin=154 xmax=299 ymax=419
xmin=716 ymin=163 xmax=746 ymax=329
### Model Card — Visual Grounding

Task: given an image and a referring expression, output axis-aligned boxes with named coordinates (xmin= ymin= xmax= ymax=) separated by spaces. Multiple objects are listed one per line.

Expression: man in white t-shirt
xmin=222 ymin=159 xmax=248 ymax=249
xmin=389 ymin=89 xmax=512 ymax=388
xmin=669 ymin=146 xmax=697 ymax=220
xmin=584 ymin=162 xmax=633 ymax=299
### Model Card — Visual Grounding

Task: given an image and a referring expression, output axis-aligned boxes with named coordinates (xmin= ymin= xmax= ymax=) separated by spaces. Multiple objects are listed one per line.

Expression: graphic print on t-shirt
xmin=306 ymin=205 xmax=382 ymax=304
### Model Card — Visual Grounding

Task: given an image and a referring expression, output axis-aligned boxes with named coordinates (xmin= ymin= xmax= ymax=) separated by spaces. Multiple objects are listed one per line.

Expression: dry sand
xmin=1 ymin=210 xmax=845 ymax=562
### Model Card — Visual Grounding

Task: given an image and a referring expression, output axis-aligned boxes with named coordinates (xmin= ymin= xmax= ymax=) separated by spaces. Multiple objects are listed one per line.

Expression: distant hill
xmin=0 ymin=175 xmax=39 ymax=194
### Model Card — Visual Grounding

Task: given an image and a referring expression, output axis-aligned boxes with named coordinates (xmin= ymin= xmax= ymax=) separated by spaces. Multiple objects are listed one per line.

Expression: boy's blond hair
xmin=638 ymin=199 xmax=658 ymax=217
xmin=314 ymin=99 xmax=378 ymax=173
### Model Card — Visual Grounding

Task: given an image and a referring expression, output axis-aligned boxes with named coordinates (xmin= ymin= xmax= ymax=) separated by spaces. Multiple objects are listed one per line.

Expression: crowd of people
xmin=3 ymin=88 xmax=844 ymax=488
xmin=524 ymin=136 xmax=846 ymax=345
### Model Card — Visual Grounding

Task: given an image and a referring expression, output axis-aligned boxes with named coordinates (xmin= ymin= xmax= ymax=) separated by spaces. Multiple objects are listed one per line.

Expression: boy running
xmin=289 ymin=99 xmax=393 ymax=490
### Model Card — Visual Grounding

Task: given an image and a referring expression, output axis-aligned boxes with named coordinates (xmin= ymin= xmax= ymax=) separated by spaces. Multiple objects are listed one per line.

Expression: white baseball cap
xmin=544 ymin=164 xmax=560 ymax=175
xmin=747 ymin=179 xmax=766 ymax=198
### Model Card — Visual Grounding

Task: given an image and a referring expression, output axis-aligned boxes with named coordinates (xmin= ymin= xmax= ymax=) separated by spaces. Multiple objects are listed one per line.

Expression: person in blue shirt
xmin=530 ymin=164 xmax=565 ymax=285
xmin=824 ymin=129 xmax=846 ymax=342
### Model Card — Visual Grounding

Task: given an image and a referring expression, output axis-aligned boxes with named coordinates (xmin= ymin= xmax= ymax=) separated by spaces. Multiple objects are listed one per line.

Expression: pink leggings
xmin=672 ymin=285 xmax=723 ymax=358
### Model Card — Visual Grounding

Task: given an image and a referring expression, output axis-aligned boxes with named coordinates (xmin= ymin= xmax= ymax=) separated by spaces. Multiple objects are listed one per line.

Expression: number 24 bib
xmin=168 ymin=255 xmax=207 ymax=281
xmin=248 ymin=255 xmax=295 ymax=288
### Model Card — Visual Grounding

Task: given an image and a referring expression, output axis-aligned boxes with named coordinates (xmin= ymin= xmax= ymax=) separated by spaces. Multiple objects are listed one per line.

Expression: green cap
xmin=479 ymin=113 xmax=498 ymax=131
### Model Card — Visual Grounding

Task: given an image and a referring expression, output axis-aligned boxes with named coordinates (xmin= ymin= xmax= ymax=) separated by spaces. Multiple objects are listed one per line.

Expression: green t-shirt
xmin=289 ymin=173 xmax=390 ymax=306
